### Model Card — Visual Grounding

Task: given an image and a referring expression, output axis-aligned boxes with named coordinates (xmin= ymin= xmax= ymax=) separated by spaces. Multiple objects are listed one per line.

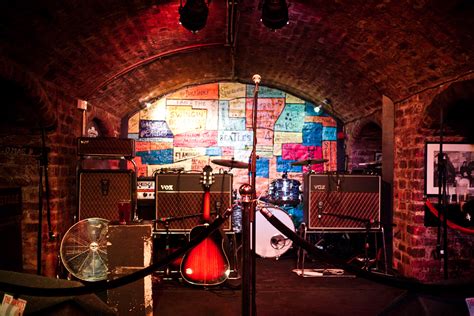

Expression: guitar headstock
xmin=201 ymin=165 xmax=214 ymax=189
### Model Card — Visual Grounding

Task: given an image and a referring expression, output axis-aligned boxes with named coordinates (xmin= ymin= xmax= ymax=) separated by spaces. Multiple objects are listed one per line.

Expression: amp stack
xmin=76 ymin=137 xmax=137 ymax=221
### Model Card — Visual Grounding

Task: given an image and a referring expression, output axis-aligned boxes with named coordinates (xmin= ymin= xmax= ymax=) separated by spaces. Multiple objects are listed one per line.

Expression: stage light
xmin=179 ymin=0 xmax=209 ymax=33
xmin=261 ymin=0 xmax=289 ymax=30
xmin=314 ymin=104 xmax=322 ymax=113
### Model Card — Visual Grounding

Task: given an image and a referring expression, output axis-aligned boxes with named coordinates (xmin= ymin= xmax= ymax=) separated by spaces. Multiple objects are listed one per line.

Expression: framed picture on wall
xmin=424 ymin=142 xmax=474 ymax=195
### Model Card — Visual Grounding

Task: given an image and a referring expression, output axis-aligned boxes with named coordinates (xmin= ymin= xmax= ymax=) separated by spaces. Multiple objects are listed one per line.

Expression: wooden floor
xmin=151 ymin=253 xmax=469 ymax=316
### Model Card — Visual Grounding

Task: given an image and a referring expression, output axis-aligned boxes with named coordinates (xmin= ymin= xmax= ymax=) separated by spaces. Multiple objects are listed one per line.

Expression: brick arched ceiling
xmin=0 ymin=0 xmax=473 ymax=126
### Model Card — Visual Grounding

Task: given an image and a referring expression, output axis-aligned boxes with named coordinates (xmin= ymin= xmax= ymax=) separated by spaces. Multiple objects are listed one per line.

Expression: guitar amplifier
xmin=77 ymin=137 xmax=135 ymax=158
xmin=304 ymin=174 xmax=381 ymax=231
xmin=155 ymin=172 xmax=233 ymax=232
xmin=78 ymin=169 xmax=136 ymax=221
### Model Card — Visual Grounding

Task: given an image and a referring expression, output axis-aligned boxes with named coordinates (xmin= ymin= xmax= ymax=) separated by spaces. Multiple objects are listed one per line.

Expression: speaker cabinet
xmin=304 ymin=174 xmax=381 ymax=231
xmin=107 ymin=223 xmax=153 ymax=315
xmin=78 ymin=170 xmax=135 ymax=221
xmin=155 ymin=173 xmax=232 ymax=232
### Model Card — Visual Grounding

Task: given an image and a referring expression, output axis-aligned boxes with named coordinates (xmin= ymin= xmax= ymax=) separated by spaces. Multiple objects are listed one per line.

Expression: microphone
xmin=317 ymin=201 xmax=323 ymax=219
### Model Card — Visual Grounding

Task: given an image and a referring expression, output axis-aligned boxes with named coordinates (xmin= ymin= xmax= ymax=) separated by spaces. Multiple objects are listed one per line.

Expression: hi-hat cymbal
xmin=212 ymin=159 xmax=249 ymax=169
xmin=291 ymin=158 xmax=328 ymax=166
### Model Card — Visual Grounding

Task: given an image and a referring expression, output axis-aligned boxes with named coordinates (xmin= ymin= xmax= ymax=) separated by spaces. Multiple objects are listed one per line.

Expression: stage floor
xmin=151 ymin=253 xmax=469 ymax=316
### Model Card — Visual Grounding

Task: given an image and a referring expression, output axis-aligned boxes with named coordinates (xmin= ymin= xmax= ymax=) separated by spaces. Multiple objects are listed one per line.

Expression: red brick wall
xmin=393 ymin=76 xmax=474 ymax=282
xmin=0 ymin=82 xmax=121 ymax=275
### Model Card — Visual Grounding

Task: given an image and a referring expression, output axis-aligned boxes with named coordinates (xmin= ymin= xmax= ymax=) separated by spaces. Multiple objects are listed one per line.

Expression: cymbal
xmin=211 ymin=159 xmax=249 ymax=169
xmin=291 ymin=158 xmax=328 ymax=166
xmin=358 ymin=161 xmax=382 ymax=167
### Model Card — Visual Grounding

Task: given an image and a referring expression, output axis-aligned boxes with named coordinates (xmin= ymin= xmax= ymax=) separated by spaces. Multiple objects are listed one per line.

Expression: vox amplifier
xmin=78 ymin=169 xmax=136 ymax=221
xmin=77 ymin=137 xmax=135 ymax=158
xmin=304 ymin=174 xmax=381 ymax=231
xmin=155 ymin=172 xmax=233 ymax=232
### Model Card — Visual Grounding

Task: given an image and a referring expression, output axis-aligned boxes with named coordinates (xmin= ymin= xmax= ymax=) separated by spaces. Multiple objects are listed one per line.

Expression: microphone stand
xmin=435 ymin=107 xmax=449 ymax=279
xmin=241 ymin=74 xmax=261 ymax=316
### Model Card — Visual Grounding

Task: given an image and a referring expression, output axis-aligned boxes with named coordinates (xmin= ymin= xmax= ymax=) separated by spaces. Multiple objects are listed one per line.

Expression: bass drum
xmin=255 ymin=206 xmax=295 ymax=258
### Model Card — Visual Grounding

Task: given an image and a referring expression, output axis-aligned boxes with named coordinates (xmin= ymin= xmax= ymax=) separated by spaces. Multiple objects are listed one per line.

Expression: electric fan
xmin=60 ymin=217 xmax=109 ymax=282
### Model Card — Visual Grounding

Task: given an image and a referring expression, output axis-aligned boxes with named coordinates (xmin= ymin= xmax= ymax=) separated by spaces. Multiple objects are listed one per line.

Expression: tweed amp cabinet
xmin=78 ymin=169 xmax=136 ymax=221
xmin=155 ymin=172 xmax=233 ymax=232
xmin=304 ymin=174 xmax=381 ymax=231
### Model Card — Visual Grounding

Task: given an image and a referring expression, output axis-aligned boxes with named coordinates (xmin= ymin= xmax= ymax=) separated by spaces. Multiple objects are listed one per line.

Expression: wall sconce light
xmin=261 ymin=0 xmax=289 ymax=30
xmin=179 ymin=0 xmax=209 ymax=33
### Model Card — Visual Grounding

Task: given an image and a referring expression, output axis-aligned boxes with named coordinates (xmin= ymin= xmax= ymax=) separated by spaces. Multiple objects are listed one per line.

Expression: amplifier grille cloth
xmin=79 ymin=171 xmax=134 ymax=221
xmin=308 ymin=191 xmax=380 ymax=230
xmin=155 ymin=173 xmax=232 ymax=232
xmin=155 ymin=192 xmax=232 ymax=231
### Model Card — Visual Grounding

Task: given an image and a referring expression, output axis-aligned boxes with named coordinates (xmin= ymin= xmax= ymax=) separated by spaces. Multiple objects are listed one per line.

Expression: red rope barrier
xmin=425 ymin=200 xmax=474 ymax=235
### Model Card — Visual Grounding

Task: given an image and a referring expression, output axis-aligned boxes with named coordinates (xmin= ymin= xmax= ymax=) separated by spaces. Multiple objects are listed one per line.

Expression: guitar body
xmin=180 ymin=224 xmax=230 ymax=286
xmin=180 ymin=165 xmax=230 ymax=286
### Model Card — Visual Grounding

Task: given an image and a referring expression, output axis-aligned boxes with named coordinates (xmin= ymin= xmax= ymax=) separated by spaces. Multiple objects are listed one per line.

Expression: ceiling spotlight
xmin=179 ymin=0 xmax=209 ymax=33
xmin=314 ymin=104 xmax=322 ymax=114
xmin=261 ymin=0 xmax=289 ymax=30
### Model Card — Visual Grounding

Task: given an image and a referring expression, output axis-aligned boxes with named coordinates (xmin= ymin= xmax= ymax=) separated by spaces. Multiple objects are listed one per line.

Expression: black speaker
xmin=155 ymin=172 xmax=232 ymax=232
xmin=107 ymin=223 xmax=153 ymax=315
xmin=78 ymin=169 xmax=135 ymax=221
xmin=304 ymin=174 xmax=381 ymax=231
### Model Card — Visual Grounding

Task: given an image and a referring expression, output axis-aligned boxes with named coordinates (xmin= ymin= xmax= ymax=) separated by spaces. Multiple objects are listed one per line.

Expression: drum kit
xmin=212 ymin=157 xmax=328 ymax=259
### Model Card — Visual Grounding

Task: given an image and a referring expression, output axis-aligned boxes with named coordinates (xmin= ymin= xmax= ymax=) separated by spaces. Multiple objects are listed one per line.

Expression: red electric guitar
xmin=180 ymin=165 xmax=230 ymax=286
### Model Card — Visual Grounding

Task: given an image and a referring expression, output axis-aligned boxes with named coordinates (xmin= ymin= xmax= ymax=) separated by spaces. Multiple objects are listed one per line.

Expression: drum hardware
xmin=291 ymin=158 xmax=328 ymax=166
xmin=211 ymin=158 xmax=249 ymax=169
xmin=317 ymin=211 xmax=388 ymax=272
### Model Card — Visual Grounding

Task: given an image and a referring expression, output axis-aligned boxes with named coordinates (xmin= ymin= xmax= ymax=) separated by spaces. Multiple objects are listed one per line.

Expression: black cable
xmin=0 ymin=211 xmax=231 ymax=297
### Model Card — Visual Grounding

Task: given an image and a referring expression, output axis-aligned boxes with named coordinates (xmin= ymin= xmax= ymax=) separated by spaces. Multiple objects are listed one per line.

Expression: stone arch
xmin=347 ymin=118 xmax=382 ymax=171
xmin=421 ymin=79 xmax=474 ymax=142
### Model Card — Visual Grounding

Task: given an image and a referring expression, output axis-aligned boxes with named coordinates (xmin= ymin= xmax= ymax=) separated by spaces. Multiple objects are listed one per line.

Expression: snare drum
xmin=268 ymin=178 xmax=301 ymax=205
xmin=255 ymin=206 xmax=295 ymax=258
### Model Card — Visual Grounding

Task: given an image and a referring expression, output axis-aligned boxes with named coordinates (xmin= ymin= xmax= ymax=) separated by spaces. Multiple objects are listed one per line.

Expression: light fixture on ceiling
xmin=314 ymin=104 xmax=322 ymax=114
xmin=179 ymin=0 xmax=209 ymax=33
xmin=314 ymin=98 xmax=331 ymax=114
xmin=261 ymin=0 xmax=289 ymax=30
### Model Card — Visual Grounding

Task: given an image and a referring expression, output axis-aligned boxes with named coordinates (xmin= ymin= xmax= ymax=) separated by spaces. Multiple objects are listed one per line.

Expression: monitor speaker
xmin=78 ymin=169 xmax=135 ymax=221
xmin=304 ymin=174 xmax=381 ymax=231
xmin=155 ymin=172 xmax=232 ymax=232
